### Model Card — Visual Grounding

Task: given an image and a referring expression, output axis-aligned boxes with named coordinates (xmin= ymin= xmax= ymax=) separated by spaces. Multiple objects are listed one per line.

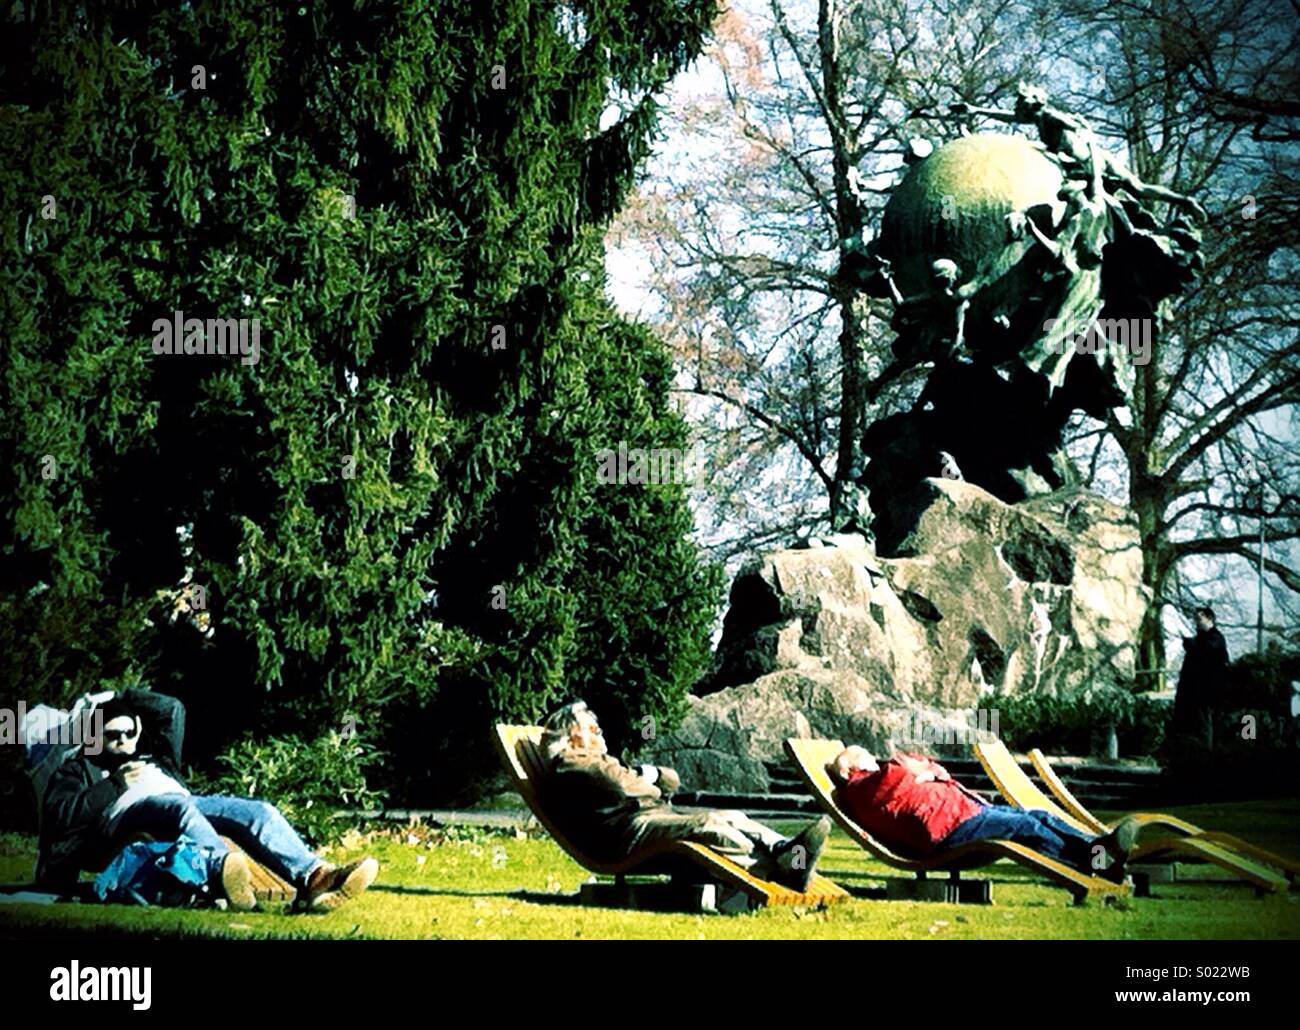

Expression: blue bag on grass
xmin=93 ymin=835 xmax=222 ymax=907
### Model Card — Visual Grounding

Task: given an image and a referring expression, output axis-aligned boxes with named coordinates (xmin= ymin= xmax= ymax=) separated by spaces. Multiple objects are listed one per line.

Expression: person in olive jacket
xmin=539 ymin=701 xmax=830 ymax=890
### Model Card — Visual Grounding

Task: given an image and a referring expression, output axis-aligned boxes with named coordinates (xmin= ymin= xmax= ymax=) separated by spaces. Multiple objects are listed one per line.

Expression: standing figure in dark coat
xmin=1173 ymin=607 xmax=1230 ymax=750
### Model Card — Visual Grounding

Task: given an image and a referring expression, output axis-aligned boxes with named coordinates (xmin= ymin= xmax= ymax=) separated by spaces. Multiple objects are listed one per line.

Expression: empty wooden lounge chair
xmin=973 ymin=739 xmax=1290 ymax=893
xmin=784 ymin=737 xmax=1128 ymax=904
xmin=1026 ymin=746 xmax=1299 ymax=885
xmin=494 ymin=724 xmax=849 ymax=910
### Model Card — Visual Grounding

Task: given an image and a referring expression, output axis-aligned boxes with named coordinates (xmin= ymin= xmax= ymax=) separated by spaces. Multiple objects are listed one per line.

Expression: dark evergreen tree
xmin=1 ymin=0 xmax=720 ymax=804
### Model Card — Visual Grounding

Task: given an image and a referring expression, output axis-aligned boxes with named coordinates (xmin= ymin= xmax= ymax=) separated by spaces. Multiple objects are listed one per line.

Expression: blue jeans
xmin=938 ymin=805 xmax=1100 ymax=872
xmin=112 ymin=794 xmax=321 ymax=887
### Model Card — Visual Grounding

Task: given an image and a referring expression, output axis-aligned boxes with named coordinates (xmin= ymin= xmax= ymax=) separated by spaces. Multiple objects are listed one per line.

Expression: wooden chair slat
xmin=219 ymin=837 xmax=296 ymax=904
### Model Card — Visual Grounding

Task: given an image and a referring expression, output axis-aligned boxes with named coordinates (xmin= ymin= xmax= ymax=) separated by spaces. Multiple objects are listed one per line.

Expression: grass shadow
xmin=370 ymin=883 xmax=581 ymax=906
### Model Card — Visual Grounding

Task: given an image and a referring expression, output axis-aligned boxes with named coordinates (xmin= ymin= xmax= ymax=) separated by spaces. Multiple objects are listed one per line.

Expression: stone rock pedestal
xmin=645 ymin=479 xmax=1148 ymax=792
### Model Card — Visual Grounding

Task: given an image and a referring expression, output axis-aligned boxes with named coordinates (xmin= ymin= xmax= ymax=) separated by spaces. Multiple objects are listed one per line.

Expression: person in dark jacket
xmin=39 ymin=689 xmax=378 ymax=912
xmin=829 ymin=745 xmax=1139 ymax=879
xmin=1173 ymin=606 xmax=1230 ymax=750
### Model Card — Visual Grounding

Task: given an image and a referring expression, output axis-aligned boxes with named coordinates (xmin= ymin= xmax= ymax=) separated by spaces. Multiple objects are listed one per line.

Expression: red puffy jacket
xmin=837 ymin=753 xmax=985 ymax=855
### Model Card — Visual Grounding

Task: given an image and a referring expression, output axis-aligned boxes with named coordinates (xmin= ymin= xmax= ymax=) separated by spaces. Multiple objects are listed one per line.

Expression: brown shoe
xmin=220 ymin=851 xmax=257 ymax=912
xmin=302 ymin=857 xmax=379 ymax=913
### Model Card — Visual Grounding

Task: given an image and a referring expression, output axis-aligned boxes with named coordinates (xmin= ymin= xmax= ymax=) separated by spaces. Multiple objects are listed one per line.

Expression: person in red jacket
xmin=829 ymin=745 xmax=1138 ymax=879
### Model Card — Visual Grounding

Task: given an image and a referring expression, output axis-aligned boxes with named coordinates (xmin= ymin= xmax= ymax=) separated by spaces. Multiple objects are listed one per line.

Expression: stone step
xmin=940 ymin=759 xmax=1159 ymax=785
xmin=678 ymin=808 xmax=821 ymax=826
xmin=770 ymin=764 xmax=1158 ymax=783
xmin=1021 ymin=760 xmax=1162 ymax=780
xmin=675 ymin=791 xmax=821 ymax=813
xmin=762 ymin=755 xmax=1171 ymax=811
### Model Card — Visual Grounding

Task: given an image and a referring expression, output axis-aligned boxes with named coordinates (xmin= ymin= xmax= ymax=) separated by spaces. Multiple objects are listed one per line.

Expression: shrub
xmin=195 ymin=732 xmax=387 ymax=847
xmin=1122 ymin=695 xmax=1170 ymax=756
xmin=996 ymin=692 xmax=1086 ymax=753
xmin=1223 ymin=644 xmax=1300 ymax=716
xmin=996 ymin=687 xmax=1170 ymax=758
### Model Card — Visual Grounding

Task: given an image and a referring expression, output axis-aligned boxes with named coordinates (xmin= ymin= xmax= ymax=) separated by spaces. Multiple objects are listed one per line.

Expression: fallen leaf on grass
xmin=339 ymin=828 xmax=367 ymax=852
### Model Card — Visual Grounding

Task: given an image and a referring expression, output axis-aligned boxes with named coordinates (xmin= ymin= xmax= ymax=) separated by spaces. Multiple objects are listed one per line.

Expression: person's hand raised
xmin=117 ymin=761 xmax=151 ymax=787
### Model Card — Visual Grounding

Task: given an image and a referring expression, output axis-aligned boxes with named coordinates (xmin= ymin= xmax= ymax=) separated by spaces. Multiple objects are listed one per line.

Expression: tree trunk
xmin=1129 ymin=318 xmax=1170 ymax=693
xmin=1132 ymin=486 xmax=1170 ymax=692
xmin=831 ymin=291 xmax=870 ymax=532
xmin=818 ymin=0 xmax=870 ymax=535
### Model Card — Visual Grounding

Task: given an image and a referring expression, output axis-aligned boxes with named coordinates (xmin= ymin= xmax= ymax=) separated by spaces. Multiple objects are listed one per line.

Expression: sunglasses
xmin=102 ymin=721 xmax=140 ymax=742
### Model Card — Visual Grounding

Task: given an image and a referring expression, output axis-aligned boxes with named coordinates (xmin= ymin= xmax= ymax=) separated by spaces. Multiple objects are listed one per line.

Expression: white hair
xmin=829 ymin=745 xmax=875 ymax=784
xmin=541 ymin=702 xmax=592 ymax=760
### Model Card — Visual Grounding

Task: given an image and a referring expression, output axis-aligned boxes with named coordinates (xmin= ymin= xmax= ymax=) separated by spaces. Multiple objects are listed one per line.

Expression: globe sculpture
xmin=857 ymin=84 xmax=1205 ymax=552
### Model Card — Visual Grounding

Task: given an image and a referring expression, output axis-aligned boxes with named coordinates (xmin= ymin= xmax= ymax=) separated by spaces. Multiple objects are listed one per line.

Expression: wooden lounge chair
xmin=973 ymin=739 xmax=1290 ymax=893
xmin=783 ymin=737 xmax=1128 ymax=904
xmin=219 ymin=838 xmax=297 ymax=905
xmin=24 ymin=772 xmax=295 ymax=907
xmin=1026 ymin=746 xmax=1299 ymax=885
xmin=494 ymin=724 xmax=849 ymax=910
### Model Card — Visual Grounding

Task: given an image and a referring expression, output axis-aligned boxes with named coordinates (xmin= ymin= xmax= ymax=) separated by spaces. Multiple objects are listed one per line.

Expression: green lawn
xmin=2 ymin=800 xmax=1297 ymax=940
